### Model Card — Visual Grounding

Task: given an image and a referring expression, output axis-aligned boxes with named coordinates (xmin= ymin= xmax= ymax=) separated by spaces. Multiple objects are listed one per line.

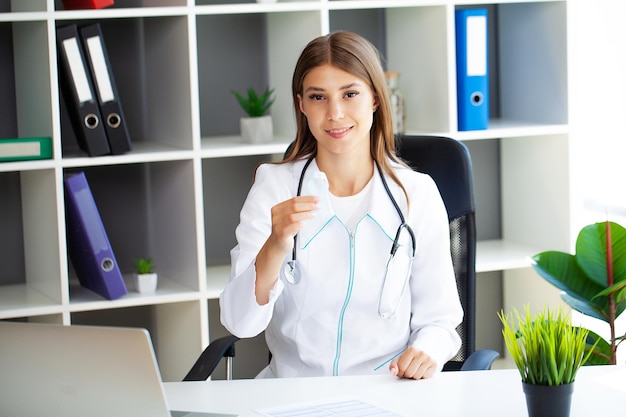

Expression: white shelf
xmin=476 ymin=240 xmax=536 ymax=273
xmin=206 ymin=265 xmax=231 ymax=299
xmin=200 ymin=136 xmax=293 ymax=159
xmin=0 ymin=0 xmax=572 ymax=381
xmin=0 ymin=285 xmax=61 ymax=320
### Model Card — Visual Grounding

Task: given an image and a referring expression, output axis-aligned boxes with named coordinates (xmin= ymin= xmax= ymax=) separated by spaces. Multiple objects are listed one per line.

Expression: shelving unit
xmin=1 ymin=0 xmax=571 ymax=380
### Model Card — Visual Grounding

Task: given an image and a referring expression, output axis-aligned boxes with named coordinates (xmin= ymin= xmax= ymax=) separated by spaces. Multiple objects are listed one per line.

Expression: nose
xmin=327 ymin=98 xmax=345 ymax=121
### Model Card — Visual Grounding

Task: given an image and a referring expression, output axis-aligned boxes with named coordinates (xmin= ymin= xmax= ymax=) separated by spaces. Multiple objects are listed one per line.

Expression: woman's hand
xmin=268 ymin=195 xmax=319 ymax=253
xmin=254 ymin=195 xmax=319 ymax=304
xmin=389 ymin=346 xmax=438 ymax=380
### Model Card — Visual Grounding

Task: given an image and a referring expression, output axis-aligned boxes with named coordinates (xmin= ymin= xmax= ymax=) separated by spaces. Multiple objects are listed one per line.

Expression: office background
xmin=1 ymin=0 xmax=625 ymax=381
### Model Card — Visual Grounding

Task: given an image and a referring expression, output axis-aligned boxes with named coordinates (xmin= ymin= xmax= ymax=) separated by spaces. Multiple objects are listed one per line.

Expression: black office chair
xmin=396 ymin=135 xmax=499 ymax=371
xmin=184 ymin=135 xmax=498 ymax=380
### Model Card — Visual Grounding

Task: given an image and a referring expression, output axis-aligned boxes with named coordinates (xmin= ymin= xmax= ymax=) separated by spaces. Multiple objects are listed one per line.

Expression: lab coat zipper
xmin=332 ymin=229 xmax=356 ymax=376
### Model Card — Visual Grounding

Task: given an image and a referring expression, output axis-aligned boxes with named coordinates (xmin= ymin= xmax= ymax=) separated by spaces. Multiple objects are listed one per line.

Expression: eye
xmin=345 ymin=91 xmax=359 ymax=99
xmin=307 ymin=94 xmax=325 ymax=101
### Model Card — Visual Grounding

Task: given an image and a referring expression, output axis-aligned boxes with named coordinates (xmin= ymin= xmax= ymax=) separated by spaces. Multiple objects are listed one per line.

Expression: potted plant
xmin=498 ymin=306 xmax=596 ymax=417
xmin=232 ymin=86 xmax=275 ymax=144
xmin=531 ymin=220 xmax=626 ymax=365
xmin=133 ymin=257 xmax=157 ymax=294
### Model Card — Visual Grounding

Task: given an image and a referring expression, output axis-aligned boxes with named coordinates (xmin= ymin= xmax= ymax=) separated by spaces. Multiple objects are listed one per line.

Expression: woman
xmin=220 ymin=31 xmax=463 ymax=380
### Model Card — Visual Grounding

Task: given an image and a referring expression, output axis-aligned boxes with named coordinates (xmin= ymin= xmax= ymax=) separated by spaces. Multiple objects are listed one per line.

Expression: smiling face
xmin=297 ymin=64 xmax=379 ymax=159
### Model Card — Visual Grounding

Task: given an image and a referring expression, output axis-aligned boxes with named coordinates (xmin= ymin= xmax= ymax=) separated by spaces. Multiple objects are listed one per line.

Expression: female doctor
xmin=220 ymin=31 xmax=463 ymax=380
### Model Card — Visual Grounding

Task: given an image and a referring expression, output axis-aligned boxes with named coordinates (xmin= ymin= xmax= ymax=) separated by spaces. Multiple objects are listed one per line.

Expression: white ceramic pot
xmin=240 ymin=115 xmax=273 ymax=144
xmin=134 ymin=273 xmax=158 ymax=293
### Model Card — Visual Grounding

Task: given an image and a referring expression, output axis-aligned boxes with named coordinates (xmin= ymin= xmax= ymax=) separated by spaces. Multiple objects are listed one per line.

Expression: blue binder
xmin=65 ymin=171 xmax=127 ymax=300
xmin=455 ymin=9 xmax=489 ymax=131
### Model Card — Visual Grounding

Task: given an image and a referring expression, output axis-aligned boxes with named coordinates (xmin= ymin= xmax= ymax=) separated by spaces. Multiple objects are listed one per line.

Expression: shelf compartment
xmin=496 ymin=1 xmax=568 ymax=125
xmin=0 ymin=169 xmax=65 ymax=318
xmin=196 ymin=10 xmax=321 ymax=140
xmin=202 ymin=154 xmax=271 ymax=268
xmin=70 ymin=300 xmax=205 ymax=381
xmin=501 ymin=134 xmax=571 ymax=253
xmin=0 ymin=20 xmax=53 ymax=142
xmin=63 ymin=160 xmax=201 ymax=307
xmin=58 ymin=16 xmax=193 ymax=159
xmin=0 ymin=0 xmax=46 ymax=13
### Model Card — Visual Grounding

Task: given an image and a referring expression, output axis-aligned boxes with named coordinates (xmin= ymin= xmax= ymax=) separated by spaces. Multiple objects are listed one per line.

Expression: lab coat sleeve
xmin=406 ymin=174 xmax=464 ymax=371
xmin=219 ymin=164 xmax=290 ymax=338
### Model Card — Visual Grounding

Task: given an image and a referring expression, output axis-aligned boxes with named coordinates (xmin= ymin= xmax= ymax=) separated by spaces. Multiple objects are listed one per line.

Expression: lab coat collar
xmin=296 ymin=158 xmax=405 ymax=248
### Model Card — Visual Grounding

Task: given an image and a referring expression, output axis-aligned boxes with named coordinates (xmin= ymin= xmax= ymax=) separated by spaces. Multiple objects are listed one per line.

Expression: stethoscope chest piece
xmin=283 ymin=260 xmax=301 ymax=284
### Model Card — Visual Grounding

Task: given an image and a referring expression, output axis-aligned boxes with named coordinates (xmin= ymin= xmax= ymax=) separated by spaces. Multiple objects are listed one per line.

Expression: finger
xmin=389 ymin=359 xmax=399 ymax=377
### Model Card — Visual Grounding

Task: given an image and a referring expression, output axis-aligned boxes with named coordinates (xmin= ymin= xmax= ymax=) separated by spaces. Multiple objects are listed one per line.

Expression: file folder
xmin=57 ymin=24 xmax=111 ymax=157
xmin=0 ymin=137 xmax=52 ymax=162
xmin=79 ymin=23 xmax=132 ymax=155
xmin=455 ymin=9 xmax=489 ymax=131
xmin=64 ymin=171 xmax=127 ymax=300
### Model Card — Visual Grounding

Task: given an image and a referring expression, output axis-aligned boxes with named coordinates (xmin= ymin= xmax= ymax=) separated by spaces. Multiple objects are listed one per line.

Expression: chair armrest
xmin=183 ymin=335 xmax=239 ymax=381
xmin=460 ymin=349 xmax=500 ymax=371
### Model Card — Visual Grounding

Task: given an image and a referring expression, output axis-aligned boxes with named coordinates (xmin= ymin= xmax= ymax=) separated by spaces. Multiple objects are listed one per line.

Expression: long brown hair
xmin=283 ymin=31 xmax=408 ymax=199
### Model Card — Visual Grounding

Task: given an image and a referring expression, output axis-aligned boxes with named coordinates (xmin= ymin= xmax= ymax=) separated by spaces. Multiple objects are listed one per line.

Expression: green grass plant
xmin=498 ymin=306 xmax=597 ymax=386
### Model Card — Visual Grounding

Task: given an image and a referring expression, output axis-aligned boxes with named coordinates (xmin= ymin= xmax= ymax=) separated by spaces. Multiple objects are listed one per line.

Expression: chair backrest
xmin=396 ymin=135 xmax=476 ymax=371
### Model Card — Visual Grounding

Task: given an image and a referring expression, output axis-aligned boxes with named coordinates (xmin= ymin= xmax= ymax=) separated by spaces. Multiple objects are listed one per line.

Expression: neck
xmin=316 ymin=152 xmax=374 ymax=197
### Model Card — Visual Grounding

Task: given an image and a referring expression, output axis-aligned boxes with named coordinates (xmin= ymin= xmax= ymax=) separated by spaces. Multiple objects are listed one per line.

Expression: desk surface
xmin=165 ymin=365 xmax=625 ymax=417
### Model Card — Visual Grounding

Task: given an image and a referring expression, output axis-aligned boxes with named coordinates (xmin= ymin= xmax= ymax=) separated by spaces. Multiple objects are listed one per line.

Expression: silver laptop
xmin=0 ymin=321 xmax=236 ymax=417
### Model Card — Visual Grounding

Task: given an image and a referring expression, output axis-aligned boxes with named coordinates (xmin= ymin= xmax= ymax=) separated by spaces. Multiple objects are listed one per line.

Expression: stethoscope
xmin=282 ymin=157 xmax=416 ymax=318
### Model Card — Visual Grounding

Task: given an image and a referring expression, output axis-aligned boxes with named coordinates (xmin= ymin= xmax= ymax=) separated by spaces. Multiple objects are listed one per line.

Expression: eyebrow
xmin=304 ymin=82 xmax=362 ymax=93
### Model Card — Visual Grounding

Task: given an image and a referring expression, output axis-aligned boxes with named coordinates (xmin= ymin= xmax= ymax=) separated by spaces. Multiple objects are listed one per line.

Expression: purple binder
xmin=64 ymin=171 xmax=127 ymax=300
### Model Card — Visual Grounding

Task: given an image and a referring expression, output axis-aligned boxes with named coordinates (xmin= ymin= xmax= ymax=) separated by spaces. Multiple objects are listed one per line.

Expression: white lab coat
xmin=220 ymin=158 xmax=463 ymax=378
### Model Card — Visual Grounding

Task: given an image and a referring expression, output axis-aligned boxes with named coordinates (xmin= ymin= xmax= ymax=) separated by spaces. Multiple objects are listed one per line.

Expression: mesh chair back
xmin=396 ymin=135 xmax=476 ymax=371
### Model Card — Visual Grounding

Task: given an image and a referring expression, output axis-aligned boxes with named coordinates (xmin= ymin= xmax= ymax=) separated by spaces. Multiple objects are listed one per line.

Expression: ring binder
xmin=79 ymin=23 xmax=132 ymax=155
xmin=64 ymin=171 xmax=127 ymax=300
xmin=0 ymin=137 xmax=52 ymax=162
xmin=455 ymin=9 xmax=489 ymax=131
xmin=57 ymin=24 xmax=111 ymax=157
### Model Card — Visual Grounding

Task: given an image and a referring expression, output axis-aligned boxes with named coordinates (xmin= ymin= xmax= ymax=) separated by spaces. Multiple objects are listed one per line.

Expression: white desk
xmin=165 ymin=365 xmax=625 ymax=416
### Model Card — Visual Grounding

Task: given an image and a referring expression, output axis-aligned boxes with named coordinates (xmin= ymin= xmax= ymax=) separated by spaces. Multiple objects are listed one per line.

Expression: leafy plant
xmin=134 ymin=258 xmax=155 ymax=275
xmin=531 ymin=221 xmax=626 ymax=364
xmin=232 ymin=86 xmax=275 ymax=117
xmin=498 ymin=306 xmax=595 ymax=386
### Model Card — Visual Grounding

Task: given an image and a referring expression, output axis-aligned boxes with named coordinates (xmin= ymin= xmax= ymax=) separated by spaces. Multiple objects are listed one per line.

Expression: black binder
xmin=57 ymin=24 xmax=111 ymax=156
xmin=79 ymin=23 xmax=132 ymax=155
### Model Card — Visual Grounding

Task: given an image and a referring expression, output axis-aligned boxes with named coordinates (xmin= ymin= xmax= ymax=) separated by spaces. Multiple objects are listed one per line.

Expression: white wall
xmin=569 ymin=1 xmax=626 ymax=228
xmin=568 ymin=0 xmax=626 ymax=363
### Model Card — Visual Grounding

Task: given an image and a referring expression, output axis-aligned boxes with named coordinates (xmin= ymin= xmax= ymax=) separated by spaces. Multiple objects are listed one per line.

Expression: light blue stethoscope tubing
xmin=283 ymin=157 xmax=416 ymax=319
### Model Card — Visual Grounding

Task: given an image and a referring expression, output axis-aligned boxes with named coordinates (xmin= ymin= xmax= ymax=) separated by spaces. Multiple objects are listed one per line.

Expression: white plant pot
xmin=134 ymin=273 xmax=158 ymax=293
xmin=240 ymin=115 xmax=273 ymax=144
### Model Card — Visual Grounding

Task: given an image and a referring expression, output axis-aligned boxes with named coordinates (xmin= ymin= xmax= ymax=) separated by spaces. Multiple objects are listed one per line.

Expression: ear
xmin=373 ymin=96 xmax=380 ymax=112
xmin=297 ymin=94 xmax=306 ymax=116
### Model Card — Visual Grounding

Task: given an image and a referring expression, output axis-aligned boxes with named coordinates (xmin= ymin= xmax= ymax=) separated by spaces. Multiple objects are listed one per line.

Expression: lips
xmin=326 ymin=126 xmax=352 ymax=138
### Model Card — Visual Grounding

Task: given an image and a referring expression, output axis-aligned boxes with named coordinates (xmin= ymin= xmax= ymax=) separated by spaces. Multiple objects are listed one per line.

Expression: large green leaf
xmin=532 ymin=251 xmax=607 ymax=308
xmin=577 ymin=222 xmax=626 ymax=287
xmin=561 ymin=293 xmax=607 ymax=322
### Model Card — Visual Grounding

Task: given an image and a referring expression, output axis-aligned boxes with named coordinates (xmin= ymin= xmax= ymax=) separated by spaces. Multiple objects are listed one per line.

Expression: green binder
xmin=0 ymin=137 xmax=53 ymax=162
